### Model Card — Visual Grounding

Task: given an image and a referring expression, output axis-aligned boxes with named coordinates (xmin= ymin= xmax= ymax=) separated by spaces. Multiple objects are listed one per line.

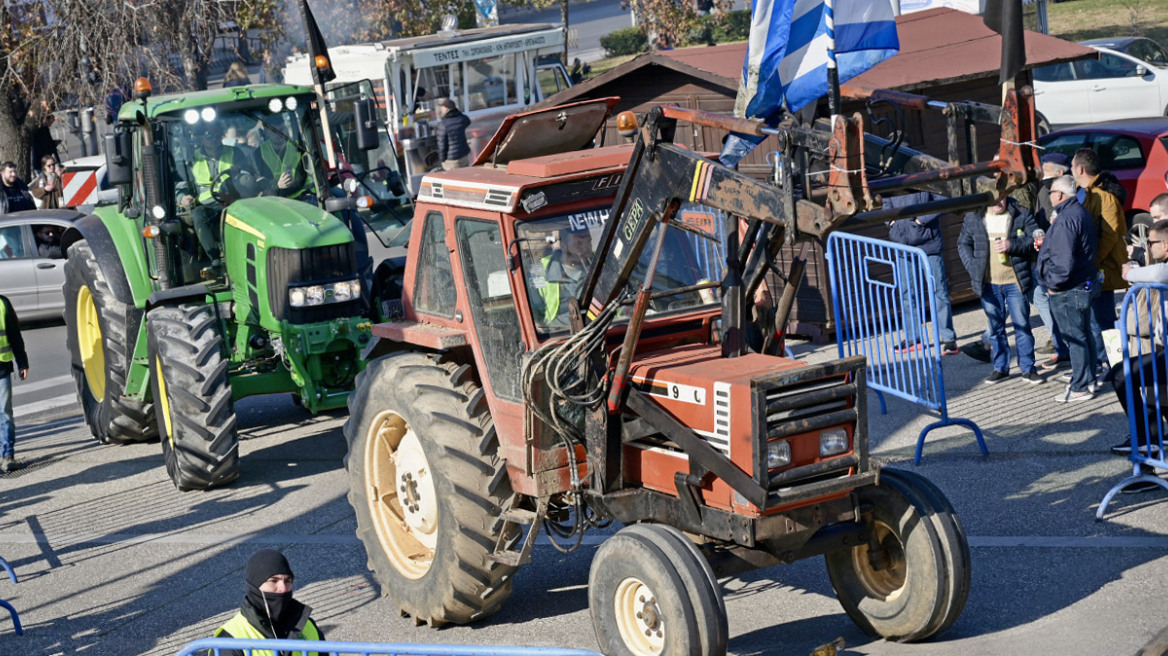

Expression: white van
xmin=284 ymin=23 xmax=572 ymax=193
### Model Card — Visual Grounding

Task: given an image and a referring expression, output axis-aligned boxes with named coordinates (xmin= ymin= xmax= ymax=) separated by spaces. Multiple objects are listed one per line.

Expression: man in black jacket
xmin=209 ymin=549 xmax=324 ymax=655
xmin=887 ymin=191 xmax=958 ymax=354
xmin=435 ymin=98 xmax=471 ymax=170
xmin=1038 ymin=175 xmax=1100 ymax=402
xmin=0 ymin=293 xmax=29 ymax=472
xmin=0 ymin=162 xmax=35 ymax=214
xmin=958 ymin=196 xmax=1041 ymax=385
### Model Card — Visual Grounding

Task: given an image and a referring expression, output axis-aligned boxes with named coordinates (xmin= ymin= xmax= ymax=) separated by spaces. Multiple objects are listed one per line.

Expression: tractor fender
xmin=62 ymin=212 xmax=150 ymax=308
xmin=145 ymin=284 xmax=216 ymax=314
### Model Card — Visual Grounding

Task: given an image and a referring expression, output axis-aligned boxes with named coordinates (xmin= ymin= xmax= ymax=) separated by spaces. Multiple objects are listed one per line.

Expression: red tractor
xmin=343 ymin=90 xmax=1037 ymax=654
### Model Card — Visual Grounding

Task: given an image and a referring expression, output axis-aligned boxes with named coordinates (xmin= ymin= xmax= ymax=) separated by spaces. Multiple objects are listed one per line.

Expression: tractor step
xmin=489 ymin=497 xmax=547 ymax=567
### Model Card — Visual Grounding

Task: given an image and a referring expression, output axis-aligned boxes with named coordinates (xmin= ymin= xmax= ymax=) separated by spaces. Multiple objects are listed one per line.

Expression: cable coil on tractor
xmin=520 ymin=292 xmax=627 ymax=551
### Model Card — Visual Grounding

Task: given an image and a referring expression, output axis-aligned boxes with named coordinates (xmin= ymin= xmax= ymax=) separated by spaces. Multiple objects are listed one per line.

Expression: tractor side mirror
xmin=105 ymin=129 xmax=132 ymax=186
xmin=355 ymin=98 xmax=380 ymax=151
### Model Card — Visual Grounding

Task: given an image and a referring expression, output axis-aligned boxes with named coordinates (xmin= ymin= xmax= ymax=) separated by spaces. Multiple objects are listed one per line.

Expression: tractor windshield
xmin=326 ymin=80 xmax=415 ymax=248
xmin=166 ymin=101 xmax=320 ymax=211
xmin=517 ymin=205 xmax=724 ymax=334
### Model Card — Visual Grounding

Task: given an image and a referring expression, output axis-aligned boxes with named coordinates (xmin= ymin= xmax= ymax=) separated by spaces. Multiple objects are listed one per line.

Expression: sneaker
xmin=1058 ymin=371 xmax=1072 ymax=383
xmin=0 ymin=457 xmax=15 ymax=473
xmin=895 ymin=341 xmax=923 ymax=353
xmin=1054 ymin=387 xmax=1094 ymax=403
xmin=941 ymin=341 xmax=961 ymax=355
xmin=1021 ymin=370 xmax=1043 ymax=385
xmin=1039 ymin=355 xmax=1069 ymax=371
xmin=1111 ymin=441 xmax=1162 ymax=457
xmin=984 ymin=370 xmax=1010 ymax=385
xmin=1120 ymin=479 xmax=1164 ymax=495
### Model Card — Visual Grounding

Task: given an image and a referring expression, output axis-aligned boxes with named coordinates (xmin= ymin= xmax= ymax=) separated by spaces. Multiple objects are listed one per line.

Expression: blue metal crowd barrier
xmin=0 ymin=554 xmax=22 ymax=635
xmin=1097 ymin=282 xmax=1168 ymax=519
xmin=825 ymin=232 xmax=986 ymax=464
xmin=177 ymin=638 xmax=603 ymax=656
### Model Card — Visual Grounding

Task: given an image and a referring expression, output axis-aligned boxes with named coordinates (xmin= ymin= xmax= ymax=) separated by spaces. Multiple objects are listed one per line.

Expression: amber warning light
xmin=315 ymin=55 xmax=330 ymax=71
xmin=617 ymin=111 xmax=638 ymax=138
xmin=133 ymin=77 xmax=152 ymax=100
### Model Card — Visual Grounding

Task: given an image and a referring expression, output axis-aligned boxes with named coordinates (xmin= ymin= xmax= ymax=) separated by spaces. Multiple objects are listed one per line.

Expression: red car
xmin=1038 ymin=117 xmax=1168 ymax=228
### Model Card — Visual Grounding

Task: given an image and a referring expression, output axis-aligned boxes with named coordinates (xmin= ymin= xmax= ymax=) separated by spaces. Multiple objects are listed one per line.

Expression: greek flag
xmin=720 ymin=0 xmax=899 ymax=166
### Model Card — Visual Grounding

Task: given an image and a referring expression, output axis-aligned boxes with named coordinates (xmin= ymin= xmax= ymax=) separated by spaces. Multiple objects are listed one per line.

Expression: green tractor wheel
xmin=64 ymin=240 xmax=156 ymax=444
xmin=147 ymin=303 xmax=239 ymax=490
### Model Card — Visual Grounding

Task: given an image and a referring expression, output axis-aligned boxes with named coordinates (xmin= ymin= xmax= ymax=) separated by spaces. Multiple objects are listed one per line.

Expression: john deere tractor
xmin=62 ymin=78 xmax=406 ymax=490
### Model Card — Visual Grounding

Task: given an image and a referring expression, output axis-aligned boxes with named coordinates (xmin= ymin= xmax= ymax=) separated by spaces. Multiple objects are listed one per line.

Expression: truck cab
xmin=283 ymin=23 xmax=571 ymax=194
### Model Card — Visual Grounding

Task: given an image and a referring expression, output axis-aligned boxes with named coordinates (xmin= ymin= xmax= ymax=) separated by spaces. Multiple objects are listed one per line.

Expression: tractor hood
xmin=223 ymin=196 xmax=353 ymax=248
xmin=472 ymin=97 xmax=621 ymax=166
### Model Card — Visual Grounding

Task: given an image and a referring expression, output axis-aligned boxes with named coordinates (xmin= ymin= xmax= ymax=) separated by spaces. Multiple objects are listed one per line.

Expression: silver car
xmin=0 ymin=210 xmax=80 ymax=321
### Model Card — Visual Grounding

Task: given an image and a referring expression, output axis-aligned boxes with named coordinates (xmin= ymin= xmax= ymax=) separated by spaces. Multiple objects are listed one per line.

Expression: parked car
xmin=1037 ymin=117 xmax=1168 ymax=233
xmin=0 ymin=210 xmax=79 ymax=321
xmin=1032 ymin=44 xmax=1168 ymax=127
xmin=1080 ymin=37 xmax=1168 ymax=68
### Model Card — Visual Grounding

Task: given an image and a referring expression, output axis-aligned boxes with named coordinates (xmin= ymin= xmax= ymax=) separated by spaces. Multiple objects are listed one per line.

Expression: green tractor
xmin=62 ymin=78 xmax=410 ymax=490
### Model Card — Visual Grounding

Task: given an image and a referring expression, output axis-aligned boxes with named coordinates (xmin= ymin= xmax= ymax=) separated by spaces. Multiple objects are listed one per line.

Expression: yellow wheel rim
xmin=76 ymin=285 xmax=106 ymax=400
xmin=365 ymin=410 xmax=438 ymax=580
xmin=155 ymin=357 xmax=174 ymax=442
xmin=614 ymin=577 xmax=665 ymax=656
xmin=852 ymin=520 xmax=907 ymax=601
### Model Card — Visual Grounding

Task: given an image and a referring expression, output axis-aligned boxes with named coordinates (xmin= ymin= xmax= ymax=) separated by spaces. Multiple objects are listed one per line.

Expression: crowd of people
xmin=889 ymin=144 xmax=1168 ymax=494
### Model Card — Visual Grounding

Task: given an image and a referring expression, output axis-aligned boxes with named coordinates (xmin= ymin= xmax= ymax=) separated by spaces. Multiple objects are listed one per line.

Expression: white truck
xmin=284 ymin=23 xmax=572 ymax=193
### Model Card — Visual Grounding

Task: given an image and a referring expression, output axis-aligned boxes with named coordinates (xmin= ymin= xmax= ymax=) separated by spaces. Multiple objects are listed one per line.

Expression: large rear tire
xmin=825 ymin=468 xmax=968 ymax=642
xmin=344 ymin=353 xmax=520 ymax=626
xmin=147 ymin=304 xmax=239 ymax=490
xmin=64 ymin=240 xmax=156 ymax=444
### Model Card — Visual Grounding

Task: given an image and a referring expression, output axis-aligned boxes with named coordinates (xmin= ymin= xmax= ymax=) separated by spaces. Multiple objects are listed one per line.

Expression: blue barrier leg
xmin=1097 ymin=473 xmax=1168 ymax=520
xmin=0 ymin=557 xmax=16 ymax=584
xmin=875 ymin=389 xmax=887 ymax=415
xmin=913 ymin=417 xmax=988 ymax=466
xmin=0 ymin=598 xmax=22 ymax=635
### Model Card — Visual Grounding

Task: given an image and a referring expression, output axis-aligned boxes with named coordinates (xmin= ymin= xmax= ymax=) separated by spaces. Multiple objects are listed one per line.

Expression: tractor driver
xmin=246 ymin=123 xmax=310 ymax=199
xmin=537 ymin=226 xmax=595 ymax=330
xmin=179 ymin=122 xmax=239 ymax=260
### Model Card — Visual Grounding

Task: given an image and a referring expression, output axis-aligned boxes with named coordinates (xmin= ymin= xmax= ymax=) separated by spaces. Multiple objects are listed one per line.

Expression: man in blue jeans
xmin=888 ymin=191 xmax=959 ymax=354
xmin=958 ymin=196 xmax=1042 ymax=384
xmin=1038 ymin=175 xmax=1100 ymax=402
xmin=0 ymin=293 xmax=29 ymax=472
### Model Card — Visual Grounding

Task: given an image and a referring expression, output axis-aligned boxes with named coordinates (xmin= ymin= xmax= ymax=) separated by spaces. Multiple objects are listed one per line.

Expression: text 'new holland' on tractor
xmin=62 ymin=74 xmax=414 ymax=490
xmin=341 ymin=75 xmax=1040 ymax=653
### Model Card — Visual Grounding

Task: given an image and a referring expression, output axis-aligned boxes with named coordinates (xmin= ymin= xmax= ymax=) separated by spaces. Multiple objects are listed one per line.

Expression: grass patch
xmin=585 ymin=53 xmax=639 ymax=78
xmin=1048 ymin=0 xmax=1168 ymax=48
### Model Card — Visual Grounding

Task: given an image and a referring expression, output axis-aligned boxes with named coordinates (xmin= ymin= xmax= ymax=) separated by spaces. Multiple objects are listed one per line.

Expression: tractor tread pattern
xmin=148 ymin=304 xmax=239 ymax=490
xmin=64 ymin=240 xmax=156 ymax=444
xmin=344 ymin=352 xmax=520 ymax=627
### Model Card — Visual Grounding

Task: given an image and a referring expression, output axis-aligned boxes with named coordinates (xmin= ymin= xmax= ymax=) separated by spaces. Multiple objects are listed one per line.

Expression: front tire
xmin=589 ymin=524 xmax=728 ymax=656
xmin=147 ymin=304 xmax=239 ymax=490
xmin=64 ymin=240 xmax=156 ymax=444
xmin=344 ymin=353 xmax=519 ymax=626
xmin=825 ymin=468 xmax=969 ymax=642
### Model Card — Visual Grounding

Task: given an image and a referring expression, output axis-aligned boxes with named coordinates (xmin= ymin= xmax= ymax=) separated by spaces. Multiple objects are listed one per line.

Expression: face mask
xmin=222 ymin=138 xmax=237 ymax=147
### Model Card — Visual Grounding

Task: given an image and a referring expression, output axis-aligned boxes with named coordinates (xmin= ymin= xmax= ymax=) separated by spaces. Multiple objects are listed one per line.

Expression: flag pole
xmin=825 ymin=0 xmax=840 ymax=117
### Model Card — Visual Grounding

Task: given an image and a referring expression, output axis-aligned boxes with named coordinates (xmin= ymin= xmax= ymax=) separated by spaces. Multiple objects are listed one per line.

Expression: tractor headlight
xmin=820 ymin=428 xmax=849 ymax=457
xmin=766 ymin=440 xmax=791 ymax=469
xmin=268 ymin=98 xmax=284 ymax=113
xmin=288 ymin=279 xmax=361 ymax=307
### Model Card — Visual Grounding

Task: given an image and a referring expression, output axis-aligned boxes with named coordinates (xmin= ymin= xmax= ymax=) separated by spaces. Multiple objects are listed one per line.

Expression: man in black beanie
xmin=212 ymin=548 xmax=324 ymax=655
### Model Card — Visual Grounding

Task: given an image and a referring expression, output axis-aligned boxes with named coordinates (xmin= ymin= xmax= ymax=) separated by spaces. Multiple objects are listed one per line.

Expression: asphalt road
xmin=11 ymin=319 xmax=74 ymax=420
xmin=2 ymin=301 xmax=1168 ymax=656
